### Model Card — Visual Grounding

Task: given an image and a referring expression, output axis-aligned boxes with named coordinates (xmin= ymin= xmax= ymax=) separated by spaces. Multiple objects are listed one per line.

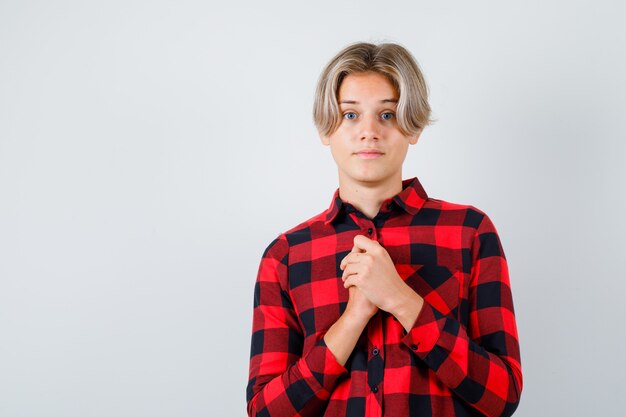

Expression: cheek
xmin=329 ymin=145 xmax=347 ymax=167
xmin=329 ymin=141 xmax=351 ymax=160
xmin=329 ymin=146 xmax=340 ymax=164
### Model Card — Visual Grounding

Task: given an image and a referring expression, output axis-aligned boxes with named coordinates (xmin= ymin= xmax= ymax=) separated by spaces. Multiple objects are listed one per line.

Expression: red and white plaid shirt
xmin=247 ymin=177 xmax=522 ymax=416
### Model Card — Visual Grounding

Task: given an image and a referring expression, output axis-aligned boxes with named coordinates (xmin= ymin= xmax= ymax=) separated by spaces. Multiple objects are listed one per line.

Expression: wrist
xmin=342 ymin=306 xmax=373 ymax=329
xmin=389 ymin=285 xmax=423 ymax=332
xmin=324 ymin=308 xmax=370 ymax=366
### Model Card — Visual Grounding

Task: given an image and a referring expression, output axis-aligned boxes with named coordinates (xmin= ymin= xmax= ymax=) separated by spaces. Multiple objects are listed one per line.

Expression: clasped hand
xmin=340 ymin=234 xmax=414 ymax=318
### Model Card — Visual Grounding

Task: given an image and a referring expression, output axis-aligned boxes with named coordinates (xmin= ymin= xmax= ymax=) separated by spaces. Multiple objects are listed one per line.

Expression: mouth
xmin=354 ymin=150 xmax=384 ymax=159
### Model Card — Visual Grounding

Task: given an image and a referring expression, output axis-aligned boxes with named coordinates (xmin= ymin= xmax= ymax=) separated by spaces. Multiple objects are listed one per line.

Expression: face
xmin=320 ymin=71 xmax=421 ymax=189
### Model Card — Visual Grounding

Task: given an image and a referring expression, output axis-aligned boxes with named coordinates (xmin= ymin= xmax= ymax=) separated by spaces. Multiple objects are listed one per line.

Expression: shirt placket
xmin=352 ymin=213 xmax=385 ymax=417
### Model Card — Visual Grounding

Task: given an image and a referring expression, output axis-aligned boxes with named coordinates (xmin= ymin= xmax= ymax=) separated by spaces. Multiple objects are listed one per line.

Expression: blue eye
xmin=381 ymin=112 xmax=395 ymax=120
xmin=343 ymin=112 xmax=357 ymax=120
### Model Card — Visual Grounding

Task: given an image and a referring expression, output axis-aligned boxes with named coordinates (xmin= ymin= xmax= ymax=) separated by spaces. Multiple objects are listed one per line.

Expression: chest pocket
xmin=396 ymin=264 xmax=462 ymax=319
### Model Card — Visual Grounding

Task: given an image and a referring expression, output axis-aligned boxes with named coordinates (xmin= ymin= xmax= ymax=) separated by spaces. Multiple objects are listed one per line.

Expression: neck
xmin=338 ymin=173 xmax=403 ymax=219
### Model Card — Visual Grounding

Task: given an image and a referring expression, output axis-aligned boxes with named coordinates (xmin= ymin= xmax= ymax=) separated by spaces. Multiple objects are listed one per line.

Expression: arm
xmin=246 ymin=234 xmax=353 ymax=417
xmin=401 ymin=212 xmax=523 ymax=417
xmin=323 ymin=285 xmax=378 ymax=365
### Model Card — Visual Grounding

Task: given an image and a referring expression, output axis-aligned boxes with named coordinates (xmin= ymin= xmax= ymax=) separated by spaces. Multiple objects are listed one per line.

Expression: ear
xmin=319 ymin=133 xmax=331 ymax=146
xmin=408 ymin=129 xmax=422 ymax=145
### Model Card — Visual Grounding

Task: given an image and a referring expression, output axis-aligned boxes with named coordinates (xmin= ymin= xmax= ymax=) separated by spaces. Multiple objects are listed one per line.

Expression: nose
xmin=359 ymin=113 xmax=381 ymax=141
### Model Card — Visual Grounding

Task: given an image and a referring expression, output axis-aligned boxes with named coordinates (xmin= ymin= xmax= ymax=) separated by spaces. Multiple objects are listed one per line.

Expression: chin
xmin=340 ymin=165 xmax=397 ymax=185
xmin=350 ymin=172 xmax=390 ymax=184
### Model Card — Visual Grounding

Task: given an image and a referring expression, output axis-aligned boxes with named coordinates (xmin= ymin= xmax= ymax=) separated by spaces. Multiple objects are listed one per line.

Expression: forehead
xmin=338 ymin=72 xmax=398 ymax=102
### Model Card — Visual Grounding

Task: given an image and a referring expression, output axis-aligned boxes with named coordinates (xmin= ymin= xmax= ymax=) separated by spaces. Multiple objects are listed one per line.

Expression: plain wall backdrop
xmin=1 ymin=1 xmax=625 ymax=416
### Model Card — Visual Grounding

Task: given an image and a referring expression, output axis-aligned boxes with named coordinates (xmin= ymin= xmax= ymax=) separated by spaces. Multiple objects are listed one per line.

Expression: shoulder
xmin=424 ymin=196 xmax=494 ymax=232
xmin=260 ymin=209 xmax=328 ymax=258
xmin=426 ymin=197 xmax=506 ymax=261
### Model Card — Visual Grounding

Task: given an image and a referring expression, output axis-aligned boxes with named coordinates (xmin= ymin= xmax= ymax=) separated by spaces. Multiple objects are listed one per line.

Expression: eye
xmin=381 ymin=112 xmax=395 ymax=120
xmin=343 ymin=112 xmax=357 ymax=120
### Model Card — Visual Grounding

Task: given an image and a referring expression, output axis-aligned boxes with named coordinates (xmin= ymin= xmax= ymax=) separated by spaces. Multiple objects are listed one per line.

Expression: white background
xmin=1 ymin=1 xmax=625 ymax=416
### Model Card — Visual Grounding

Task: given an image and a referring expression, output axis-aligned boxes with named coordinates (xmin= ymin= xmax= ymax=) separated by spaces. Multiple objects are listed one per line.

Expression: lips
xmin=355 ymin=149 xmax=384 ymax=159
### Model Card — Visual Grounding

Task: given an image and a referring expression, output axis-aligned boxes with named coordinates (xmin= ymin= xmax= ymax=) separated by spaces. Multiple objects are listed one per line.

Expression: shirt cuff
xmin=299 ymin=337 xmax=348 ymax=397
xmin=401 ymin=300 xmax=445 ymax=357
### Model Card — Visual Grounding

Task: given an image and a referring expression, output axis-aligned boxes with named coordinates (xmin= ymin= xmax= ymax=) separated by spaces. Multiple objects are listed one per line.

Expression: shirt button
xmin=367 ymin=227 xmax=373 ymax=235
xmin=372 ymin=348 xmax=379 ymax=356
xmin=371 ymin=386 xmax=378 ymax=393
xmin=410 ymin=343 xmax=419 ymax=350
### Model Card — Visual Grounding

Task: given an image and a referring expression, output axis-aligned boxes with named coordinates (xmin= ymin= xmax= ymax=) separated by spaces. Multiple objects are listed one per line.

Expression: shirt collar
xmin=323 ymin=177 xmax=429 ymax=225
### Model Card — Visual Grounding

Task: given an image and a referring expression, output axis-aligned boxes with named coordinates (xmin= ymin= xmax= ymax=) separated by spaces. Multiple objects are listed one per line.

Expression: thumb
xmin=339 ymin=235 xmax=366 ymax=271
xmin=350 ymin=242 xmax=366 ymax=253
xmin=353 ymin=234 xmax=375 ymax=252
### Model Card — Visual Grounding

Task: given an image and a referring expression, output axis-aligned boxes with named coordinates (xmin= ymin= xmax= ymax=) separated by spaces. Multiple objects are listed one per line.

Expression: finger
xmin=344 ymin=273 xmax=364 ymax=289
xmin=347 ymin=240 xmax=366 ymax=264
xmin=351 ymin=242 xmax=366 ymax=253
xmin=339 ymin=253 xmax=351 ymax=270
xmin=341 ymin=263 xmax=358 ymax=281
xmin=353 ymin=234 xmax=378 ymax=252
xmin=343 ymin=275 xmax=357 ymax=289
xmin=343 ymin=262 xmax=365 ymax=283
xmin=340 ymin=236 xmax=369 ymax=269
xmin=340 ymin=253 xmax=362 ymax=271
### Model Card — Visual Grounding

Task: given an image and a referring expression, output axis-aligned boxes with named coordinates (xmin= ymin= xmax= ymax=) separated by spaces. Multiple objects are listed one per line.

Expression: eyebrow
xmin=339 ymin=99 xmax=398 ymax=104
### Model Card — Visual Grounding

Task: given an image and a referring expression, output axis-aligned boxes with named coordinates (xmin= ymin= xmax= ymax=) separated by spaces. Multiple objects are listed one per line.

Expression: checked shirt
xmin=247 ymin=177 xmax=522 ymax=417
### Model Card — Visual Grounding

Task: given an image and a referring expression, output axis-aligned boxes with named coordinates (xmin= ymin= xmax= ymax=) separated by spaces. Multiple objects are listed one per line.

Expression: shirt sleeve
xmin=246 ymin=234 xmax=348 ymax=417
xmin=401 ymin=211 xmax=523 ymax=417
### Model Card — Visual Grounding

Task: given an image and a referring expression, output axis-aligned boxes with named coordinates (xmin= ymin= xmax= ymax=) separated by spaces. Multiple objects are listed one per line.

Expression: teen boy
xmin=246 ymin=42 xmax=523 ymax=417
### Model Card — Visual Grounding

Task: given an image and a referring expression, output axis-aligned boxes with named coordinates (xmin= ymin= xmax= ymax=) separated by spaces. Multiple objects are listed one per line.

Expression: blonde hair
xmin=313 ymin=42 xmax=433 ymax=137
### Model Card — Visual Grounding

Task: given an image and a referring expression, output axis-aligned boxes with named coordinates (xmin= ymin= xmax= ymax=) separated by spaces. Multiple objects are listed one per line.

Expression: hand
xmin=340 ymin=234 xmax=419 ymax=316
xmin=344 ymin=285 xmax=378 ymax=323
xmin=323 ymin=285 xmax=377 ymax=366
